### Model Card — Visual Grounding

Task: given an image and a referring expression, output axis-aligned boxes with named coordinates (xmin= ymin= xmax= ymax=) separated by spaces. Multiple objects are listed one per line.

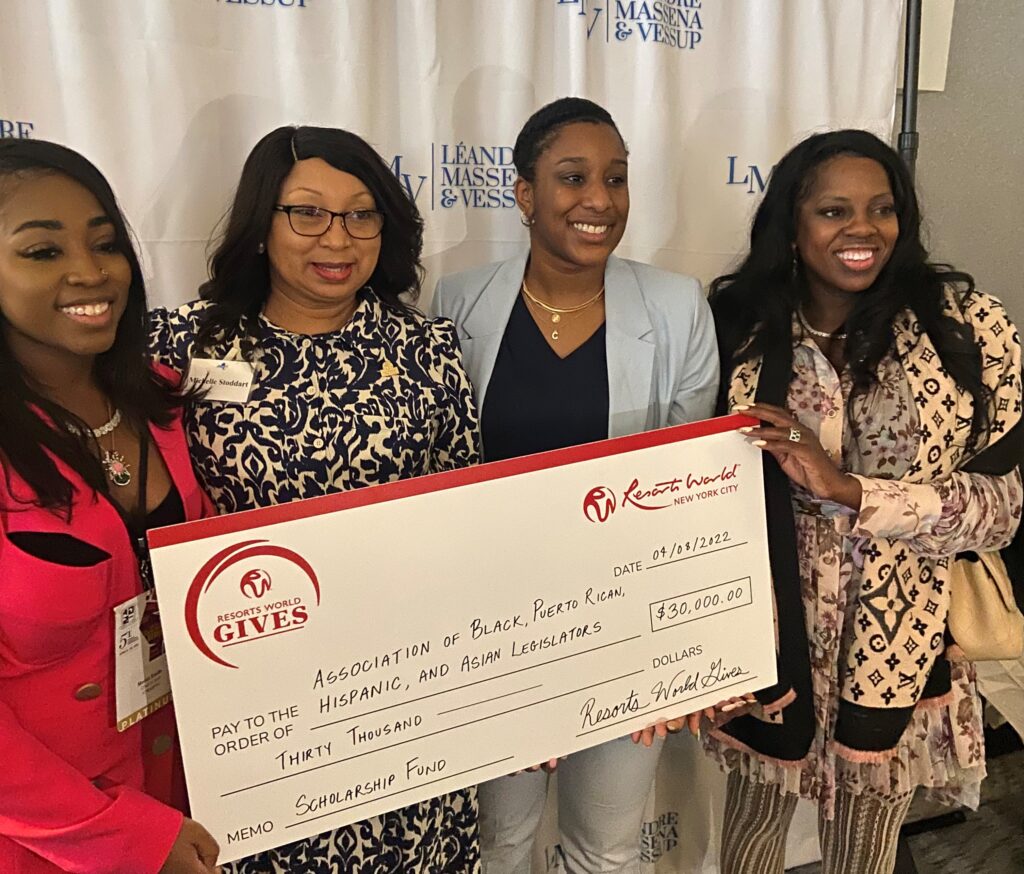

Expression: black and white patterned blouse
xmin=150 ymin=291 xmax=481 ymax=873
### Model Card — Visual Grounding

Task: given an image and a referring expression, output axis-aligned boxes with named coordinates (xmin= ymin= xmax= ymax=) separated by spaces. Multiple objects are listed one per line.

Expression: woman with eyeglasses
xmin=150 ymin=126 xmax=481 ymax=872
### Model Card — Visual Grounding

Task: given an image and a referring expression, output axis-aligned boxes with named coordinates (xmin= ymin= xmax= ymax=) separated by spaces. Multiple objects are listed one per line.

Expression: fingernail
xmin=721 ymin=701 xmax=743 ymax=712
xmin=733 ymin=404 xmax=750 ymax=411
xmin=751 ymin=440 xmax=767 ymax=447
xmin=738 ymin=426 xmax=754 ymax=433
xmin=696 ymin=727 xmax=701 ymax=741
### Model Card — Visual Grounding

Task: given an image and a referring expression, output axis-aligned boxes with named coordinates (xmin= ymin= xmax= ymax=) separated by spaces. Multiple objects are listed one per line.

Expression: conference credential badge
xmin=113 ymin=591 xmax=172 ymax=731
xmin=184 ymin=358 xmax=255 ymax=403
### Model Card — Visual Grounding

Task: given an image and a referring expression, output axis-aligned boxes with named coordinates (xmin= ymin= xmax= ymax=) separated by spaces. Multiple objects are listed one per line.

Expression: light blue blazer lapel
xmin=604 ymin=256 xmax=655 ymax=438
xmin=459 ymin=249 xmax=529 ymax=409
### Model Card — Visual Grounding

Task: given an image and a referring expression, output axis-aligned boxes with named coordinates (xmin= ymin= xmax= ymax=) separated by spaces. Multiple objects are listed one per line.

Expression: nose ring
xmin=67 ymin=268 xmax=109 ymax=284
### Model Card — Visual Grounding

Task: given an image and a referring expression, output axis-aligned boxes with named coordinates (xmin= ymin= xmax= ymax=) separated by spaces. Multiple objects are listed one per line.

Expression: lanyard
xmin=105 ymin=427 xmax=155 ymax=590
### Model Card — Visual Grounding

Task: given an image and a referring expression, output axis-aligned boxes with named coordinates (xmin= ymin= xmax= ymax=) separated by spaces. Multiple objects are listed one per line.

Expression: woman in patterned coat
xmin=704 ymin=130 xmax=1022 ymax=874
xmin=150 ymin=126 xmax=481 ymax=872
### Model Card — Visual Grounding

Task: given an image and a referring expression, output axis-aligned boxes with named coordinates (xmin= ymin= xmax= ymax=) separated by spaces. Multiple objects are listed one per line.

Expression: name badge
xmin=184 ymin=358 xmax=255 ymax=403
xmin=113 ymin=591 xmax=172 ymax=731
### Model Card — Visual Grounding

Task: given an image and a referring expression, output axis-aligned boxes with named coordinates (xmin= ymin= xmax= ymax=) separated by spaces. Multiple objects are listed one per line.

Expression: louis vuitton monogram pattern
xmin=727 ymin=290 xmax=1021 ymax=715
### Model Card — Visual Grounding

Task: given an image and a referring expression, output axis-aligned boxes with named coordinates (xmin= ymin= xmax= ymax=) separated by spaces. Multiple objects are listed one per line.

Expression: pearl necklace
xmin=521 ymin=279 xmax=605 ymax=341
xmin=798 ymin=308 xmax=848 ymax=341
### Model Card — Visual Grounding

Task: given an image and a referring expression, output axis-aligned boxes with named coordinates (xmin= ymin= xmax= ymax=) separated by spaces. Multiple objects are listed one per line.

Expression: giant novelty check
xmin=149 ymin=415 xmax=775 ymax=862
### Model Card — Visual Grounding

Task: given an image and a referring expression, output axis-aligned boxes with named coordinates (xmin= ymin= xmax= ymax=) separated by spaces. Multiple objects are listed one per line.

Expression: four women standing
xmin=0 ymin=109 xmax=1018 ymax=874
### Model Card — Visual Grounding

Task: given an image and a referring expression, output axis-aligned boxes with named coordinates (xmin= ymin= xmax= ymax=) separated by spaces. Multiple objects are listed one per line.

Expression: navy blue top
xmin=481 ymin=295 xmax=609 ymax=462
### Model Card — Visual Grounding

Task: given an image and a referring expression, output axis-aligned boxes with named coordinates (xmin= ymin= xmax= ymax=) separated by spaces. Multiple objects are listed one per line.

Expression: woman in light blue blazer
xmin=431 ymin=98 xmax=719 ymax=874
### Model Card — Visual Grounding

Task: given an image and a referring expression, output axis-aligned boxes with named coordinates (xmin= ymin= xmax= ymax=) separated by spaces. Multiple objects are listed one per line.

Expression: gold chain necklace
xmin=521 ymin=279 xmax=605 ymax=341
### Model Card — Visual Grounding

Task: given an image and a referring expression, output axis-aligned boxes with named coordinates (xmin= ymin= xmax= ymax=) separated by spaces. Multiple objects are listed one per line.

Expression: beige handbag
xmin=948 ymin=551 xmax=1024 ymax=661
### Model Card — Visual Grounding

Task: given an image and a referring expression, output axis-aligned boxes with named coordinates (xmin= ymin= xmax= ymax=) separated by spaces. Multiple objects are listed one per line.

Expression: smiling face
xmin=266 ymin=157 xmax=382 ymax=321
xmin=516 ymin=121 xmax=629 ymax=272
xmin=794 ymin=155 xmax=899 ymax=300
xmin=0 ymin=171 xmax=131 ymax=371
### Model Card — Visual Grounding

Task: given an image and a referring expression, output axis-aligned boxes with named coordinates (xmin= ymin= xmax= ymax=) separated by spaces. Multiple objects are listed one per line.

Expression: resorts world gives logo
xmin=184 ymin=539 xmax=321 ymax=669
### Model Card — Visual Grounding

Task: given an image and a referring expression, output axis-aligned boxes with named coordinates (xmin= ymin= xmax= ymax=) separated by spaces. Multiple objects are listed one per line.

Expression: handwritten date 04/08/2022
xmin=651 ymin=531 xmax=733 ymax=563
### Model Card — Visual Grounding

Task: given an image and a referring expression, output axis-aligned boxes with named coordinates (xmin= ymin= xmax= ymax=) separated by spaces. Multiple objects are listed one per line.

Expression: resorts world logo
xmin=583 ymin=486 xmax=617 ymax=523
xmin=583 ymin=464 xmax=741 ymax=522
xmin=557 ymin=0 xmax=705 ymax=50
xmin=389 ymin=143 xmax=517 ymax=211
xmin=240 ymin=569 xmax=273 ymax=599
xmin=185 ymin=539 xmax=321 ymax=668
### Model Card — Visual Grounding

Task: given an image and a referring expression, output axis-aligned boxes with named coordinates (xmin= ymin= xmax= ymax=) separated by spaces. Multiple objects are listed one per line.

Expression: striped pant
xmin=721 ymin=771 xmax=915 ymax=874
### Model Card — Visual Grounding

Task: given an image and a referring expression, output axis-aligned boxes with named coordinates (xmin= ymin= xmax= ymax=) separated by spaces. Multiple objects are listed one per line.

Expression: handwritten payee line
xmin=222 ymin=670 xmax=645 ymax=798
xmin=286 ymin=755 xmax=515 ymax=829
xmin=437 ymin=684 xmax=543 ymax=716
xmin=647 ymin=541 xmax=748 ymax=570
xmin=311 ymin=634 xmax=642 ymax=730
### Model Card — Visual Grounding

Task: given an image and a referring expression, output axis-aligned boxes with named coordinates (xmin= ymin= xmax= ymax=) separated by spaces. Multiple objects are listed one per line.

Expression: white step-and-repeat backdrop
xmin=0 ymin=1 xmax=903 ymax=871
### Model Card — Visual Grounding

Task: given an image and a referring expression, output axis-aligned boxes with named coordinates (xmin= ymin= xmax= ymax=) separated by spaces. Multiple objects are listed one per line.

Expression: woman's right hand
xmin=159 ymin=818 xmax=221 ymax=874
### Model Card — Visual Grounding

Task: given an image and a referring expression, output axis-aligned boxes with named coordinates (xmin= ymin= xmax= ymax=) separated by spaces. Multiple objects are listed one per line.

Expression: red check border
xmin=149 ymin=414 xmax=755 ymax=548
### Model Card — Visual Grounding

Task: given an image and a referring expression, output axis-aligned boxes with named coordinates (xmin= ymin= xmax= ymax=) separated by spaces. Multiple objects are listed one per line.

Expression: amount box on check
xmin=648 ymin=577 xmax=753 ymax=632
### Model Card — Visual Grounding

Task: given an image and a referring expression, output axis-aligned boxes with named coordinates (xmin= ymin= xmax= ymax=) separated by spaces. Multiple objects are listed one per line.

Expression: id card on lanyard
xmin=111 ymin=429 xmax=171 ymax=730
xmin=113 ymin=590 xmax=171 ymax=731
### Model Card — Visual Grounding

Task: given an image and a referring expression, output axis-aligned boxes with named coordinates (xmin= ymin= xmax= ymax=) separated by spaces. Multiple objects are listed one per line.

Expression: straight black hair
xmin=0 ymin=138 xmax=183 ymax=514
xmin=194 ymin=125 xmax=425 ymax=354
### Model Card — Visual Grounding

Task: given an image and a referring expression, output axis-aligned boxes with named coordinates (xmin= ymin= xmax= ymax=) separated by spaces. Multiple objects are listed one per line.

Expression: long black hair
xmin=194 ymin=126 xmax=425 ymax=353
xmin=0 ymin=139 xmax=183 ymax=514
xmin=709 ymin=129 xmax=988 ymax=447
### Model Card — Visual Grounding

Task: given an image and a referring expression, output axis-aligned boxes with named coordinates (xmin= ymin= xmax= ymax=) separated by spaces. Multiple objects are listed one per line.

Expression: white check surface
xmin=150 ymin=420 xmax=775 ymax=861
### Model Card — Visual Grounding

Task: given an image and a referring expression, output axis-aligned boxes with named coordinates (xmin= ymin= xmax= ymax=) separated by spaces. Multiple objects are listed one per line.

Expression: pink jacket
xmin=0 ymin=400 xmax=210 ymax=873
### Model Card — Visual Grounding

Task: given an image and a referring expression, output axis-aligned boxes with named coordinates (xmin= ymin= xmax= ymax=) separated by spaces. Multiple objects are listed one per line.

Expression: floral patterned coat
xmin=707 ymin=290 xmax=1023 ymax=815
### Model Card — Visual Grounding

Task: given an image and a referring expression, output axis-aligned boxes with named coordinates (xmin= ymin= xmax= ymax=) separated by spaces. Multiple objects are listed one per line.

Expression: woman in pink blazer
xmin=0 ymin=140 xmax=219 ymax=873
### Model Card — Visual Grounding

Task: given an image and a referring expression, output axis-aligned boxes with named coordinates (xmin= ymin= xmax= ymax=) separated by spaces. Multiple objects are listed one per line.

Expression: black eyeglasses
xmin=274 ymin=204 xmax=385 ymax=239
